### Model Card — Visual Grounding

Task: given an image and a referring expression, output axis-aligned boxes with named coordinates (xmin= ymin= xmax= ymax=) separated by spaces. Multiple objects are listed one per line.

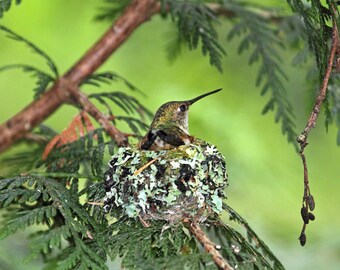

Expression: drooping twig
xmin=0 ymin=0 xmax=160 ymax=153
xmin=296 ymin=10 xmax=339 ymax=246
xmin=189 ymin=221 xmax=233 ymax=270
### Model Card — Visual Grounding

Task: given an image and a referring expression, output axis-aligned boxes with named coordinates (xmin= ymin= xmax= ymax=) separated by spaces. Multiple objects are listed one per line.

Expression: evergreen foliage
xmin=95 ymin=0 xmax=131 ymax=22
xmin=0 ymin=124 xmax=285 ymax=269
xmin=161 ymin=0 xmax=226 ymax=72
xmin=0 ymin=64 xmax=55 ymax=99
xmin=0 ymin=164 xmax=285 ymax=269
xmin=81 ymin=71 xmax=141 ymax=93
xmin=0 ymin=26 xmax=58 ymax=99
xmin=287 ymin=0 xmax=333 ymax=78
xmin=162 ymin=0 xmax=298 ymax=147
xmin=0 ymin=103 xmax=285 ymax=269
xmin=0 ymin=26 xmax=58 ymax=77
xmin=93 ymin=0 xmax=340 ymax=146
xmin=0 ymin=47 xmax=285 ymax=270
xmin=223 ymin=1 xmax=297 ymax=147
xmin=1 ymin=0 xmax=340 ymax=269
xmin=0 ymin=0 xmax=21 ymax=18
xmin=286 ymin=0 xmax=340 ymax=142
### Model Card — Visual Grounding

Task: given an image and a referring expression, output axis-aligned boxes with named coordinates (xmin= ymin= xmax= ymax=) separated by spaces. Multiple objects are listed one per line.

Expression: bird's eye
xmin=179 ymin=105 xmax=187 ymax=112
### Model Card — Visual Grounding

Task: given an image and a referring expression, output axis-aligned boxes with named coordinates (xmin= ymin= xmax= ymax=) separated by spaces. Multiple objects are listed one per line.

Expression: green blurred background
xmin=0 ymin=0 xmax=339 ymax=269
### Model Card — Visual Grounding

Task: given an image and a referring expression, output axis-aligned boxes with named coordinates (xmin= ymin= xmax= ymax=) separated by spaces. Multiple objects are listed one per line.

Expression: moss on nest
xmin=103 ymin=139 xmax=228 ymax=222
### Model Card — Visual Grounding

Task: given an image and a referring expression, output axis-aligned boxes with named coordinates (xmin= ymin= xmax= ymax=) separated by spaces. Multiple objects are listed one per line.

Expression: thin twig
xmin=134 ymin=158 xmax=158 ymax=175
xmin=87 ymin=201 xmax=104 ymax=206
xmin=189 ymin=221 xmax=233 ymax=270
xmin=0 ymin=0 xmax=160 ymax=153
xmin=296 ymin=9 xmax=339 ymax=245
xmin=208 ymin=3 xmax=286 ymax=23
xmin=21 ymin=133 xmax=49 ymax=144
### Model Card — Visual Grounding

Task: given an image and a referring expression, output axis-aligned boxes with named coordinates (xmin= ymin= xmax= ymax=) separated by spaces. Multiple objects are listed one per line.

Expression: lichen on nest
xmin=103 ymin=139 xmax=228 ymax=222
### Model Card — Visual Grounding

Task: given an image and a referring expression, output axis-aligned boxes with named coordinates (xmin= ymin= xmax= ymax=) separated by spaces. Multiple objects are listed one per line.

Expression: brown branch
xmin=296 ymin=10 xmax=339 ymax=245
xmin=63 ymin=80 xmax=129 ymax=145
xmin=189 ymin=221 xmax=233 ymax=270
xmin=298 ymin=25 xmax=339 ymax=142
xmin=0 ymin=0 xmax=160 ymax=153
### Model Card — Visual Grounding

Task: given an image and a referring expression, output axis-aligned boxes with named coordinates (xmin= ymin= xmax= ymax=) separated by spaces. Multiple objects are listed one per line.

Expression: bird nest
xmin=103 ymin=139 xmax=228 ymax=223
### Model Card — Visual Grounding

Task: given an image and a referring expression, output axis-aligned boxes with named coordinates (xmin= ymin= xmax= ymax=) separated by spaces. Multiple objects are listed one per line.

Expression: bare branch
xmin=0 ymin=0 xmax=160 ymax=153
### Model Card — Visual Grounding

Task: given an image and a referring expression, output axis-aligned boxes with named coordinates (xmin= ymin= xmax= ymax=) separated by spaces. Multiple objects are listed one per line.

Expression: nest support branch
xmin=189 ymin=221 xmax=233 ymax=270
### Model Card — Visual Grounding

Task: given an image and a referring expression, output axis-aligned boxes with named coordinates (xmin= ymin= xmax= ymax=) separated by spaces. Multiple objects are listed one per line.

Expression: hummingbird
xmin=139 ymin=89 xmax=221 ymax=151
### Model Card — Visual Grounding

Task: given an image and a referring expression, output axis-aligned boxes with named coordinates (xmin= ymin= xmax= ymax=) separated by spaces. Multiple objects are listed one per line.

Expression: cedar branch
xmin=189 ymin=221 xmax=233 ymax=270
xmin=0 ymin=0 xmax=160 ymax=152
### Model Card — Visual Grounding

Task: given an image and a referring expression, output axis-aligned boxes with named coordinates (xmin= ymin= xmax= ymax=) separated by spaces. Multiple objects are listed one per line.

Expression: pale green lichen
xmin=104 ymin=139 xmax=228 ymax=221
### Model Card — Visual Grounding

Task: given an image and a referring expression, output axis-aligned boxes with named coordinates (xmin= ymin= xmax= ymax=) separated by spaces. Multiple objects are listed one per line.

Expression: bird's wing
xmin=140 ymin=130 xmax=158 ymax=150
xmin=155 ymin=127 xmax=185 ymax=147
xmin=140 ymin=126 xmax=186 ymax=150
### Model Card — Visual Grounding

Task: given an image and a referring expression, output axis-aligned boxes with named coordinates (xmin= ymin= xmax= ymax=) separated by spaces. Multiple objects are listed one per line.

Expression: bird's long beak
xmin=188 ymin=88 xmax=222 ymax=105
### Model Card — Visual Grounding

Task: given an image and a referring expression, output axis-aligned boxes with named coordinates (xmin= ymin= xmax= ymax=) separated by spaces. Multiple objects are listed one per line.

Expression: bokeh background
xmin=0 ymin=0 xmax=339 ymax=269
